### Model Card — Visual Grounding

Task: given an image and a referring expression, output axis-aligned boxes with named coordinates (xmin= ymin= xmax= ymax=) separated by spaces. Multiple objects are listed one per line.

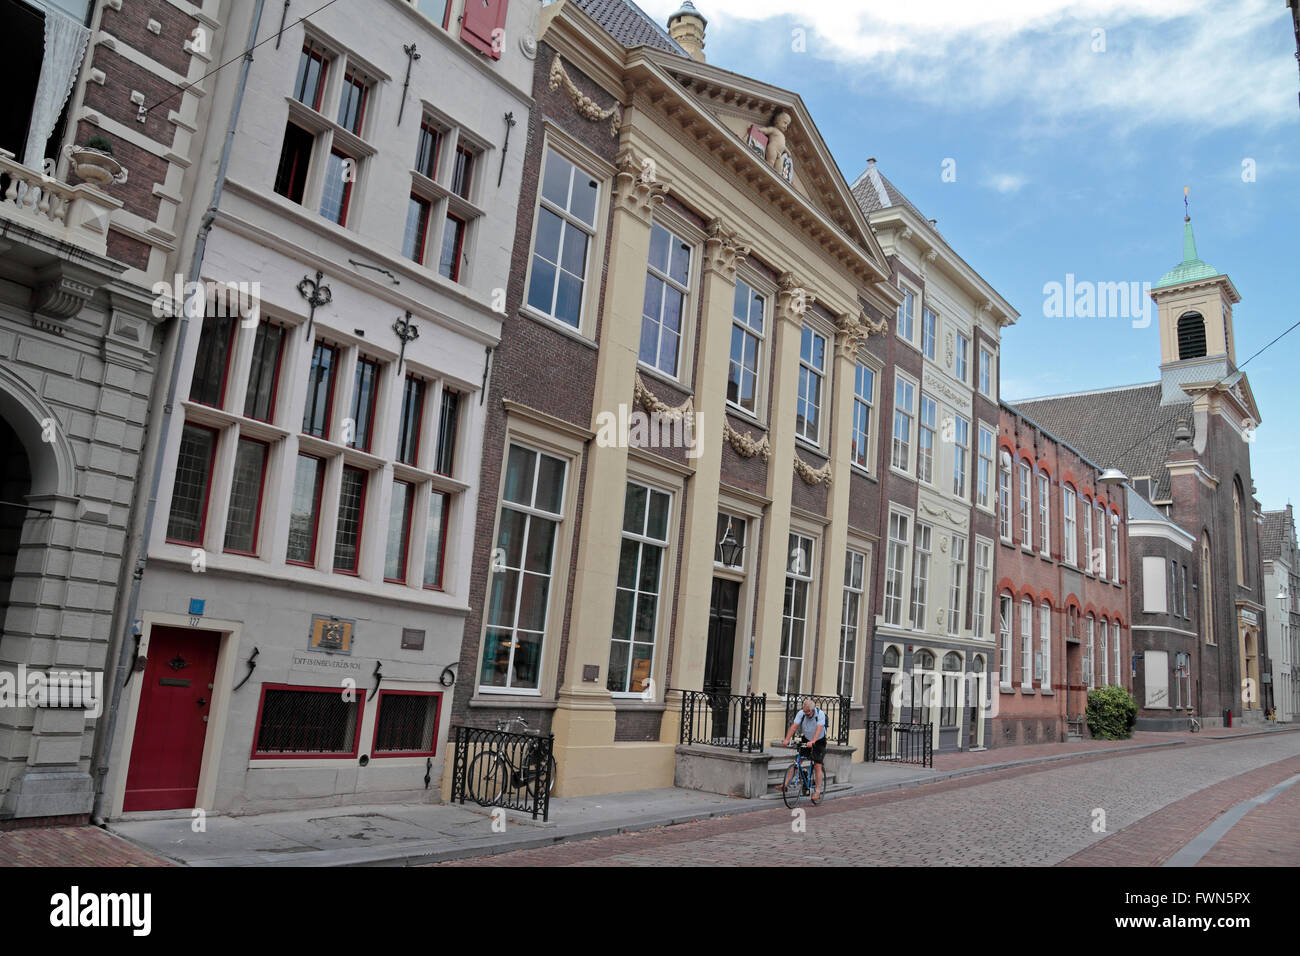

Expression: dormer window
xmin=1177 ymin=311 xmax=1206 ymax=360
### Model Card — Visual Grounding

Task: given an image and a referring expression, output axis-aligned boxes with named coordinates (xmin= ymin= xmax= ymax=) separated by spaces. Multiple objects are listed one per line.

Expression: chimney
xmin=668 ymin=2 xmax=707 ymax=63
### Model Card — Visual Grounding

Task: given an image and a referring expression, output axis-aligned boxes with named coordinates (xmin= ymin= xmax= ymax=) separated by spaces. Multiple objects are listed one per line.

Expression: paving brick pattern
xmin=0 ymin=826 xmax=171 ymax=867
xmin=1195 ymin=774 xmax=1300 ymax=868
xmin=441 ymin=733 xmax=1300 ymax=866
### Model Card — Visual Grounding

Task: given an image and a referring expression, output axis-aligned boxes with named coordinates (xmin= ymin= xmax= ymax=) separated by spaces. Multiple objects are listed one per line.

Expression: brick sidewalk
xmin=1059 ymin=753 xmax=1300 ymax=866
xmin=0 ymin=826 xmax=171 ymax=867
xmin=932 ymin=725 xmax=1296 ymax=771
xmin=1195 ymin=771 xmax=1300 ymax=867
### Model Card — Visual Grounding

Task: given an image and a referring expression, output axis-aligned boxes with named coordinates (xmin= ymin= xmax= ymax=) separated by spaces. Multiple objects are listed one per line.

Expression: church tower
xmin=1149 ymin=210 xmax=1248 ymax=413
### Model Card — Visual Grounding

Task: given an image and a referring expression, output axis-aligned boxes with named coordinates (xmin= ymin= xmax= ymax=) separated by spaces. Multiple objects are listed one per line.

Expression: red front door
xmin=124 ymin=627 xmax=219 ymax=811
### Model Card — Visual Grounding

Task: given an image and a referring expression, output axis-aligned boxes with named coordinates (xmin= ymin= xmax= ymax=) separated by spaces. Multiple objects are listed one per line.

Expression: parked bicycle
xmin=466 ymin=716 xmax=557 ymax=807
xmin=781 ymin=735 xmax=819 ymax=808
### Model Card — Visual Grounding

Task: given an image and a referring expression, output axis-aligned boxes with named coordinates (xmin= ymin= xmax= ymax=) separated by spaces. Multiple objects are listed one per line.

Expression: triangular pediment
xmin=637 ymin=50 xmax=889 ymax=277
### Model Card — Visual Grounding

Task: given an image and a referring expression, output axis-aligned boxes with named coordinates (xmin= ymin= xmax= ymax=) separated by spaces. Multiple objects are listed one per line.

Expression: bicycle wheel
xmin=467 ymin=751 xmax=509 ymax=807
xmin=525 ymin=753 xmax=558 ymax=799
xmin=781 ymin=760 xmax=804 ymax=809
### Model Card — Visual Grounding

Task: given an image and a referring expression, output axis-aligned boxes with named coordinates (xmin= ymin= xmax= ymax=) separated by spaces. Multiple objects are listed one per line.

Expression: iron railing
xmin=784 ymin=694 xmax=852 ymax=744
xmin=449 ymin=724 xmax=554 ymax=821
xmin=865 ymin=719 xmax=933 ymax=768
xmin=676 ymin=689 xmax=766 ymax=753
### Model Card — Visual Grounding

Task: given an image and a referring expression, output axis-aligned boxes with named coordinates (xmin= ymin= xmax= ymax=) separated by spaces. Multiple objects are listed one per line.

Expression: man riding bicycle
xmin=782 ymin=698 xmax=827 ymax=803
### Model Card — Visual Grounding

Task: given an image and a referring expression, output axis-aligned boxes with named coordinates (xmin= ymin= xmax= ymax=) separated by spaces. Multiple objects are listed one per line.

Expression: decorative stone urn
xmin=62 ymin=143 xmax=128 ymax=186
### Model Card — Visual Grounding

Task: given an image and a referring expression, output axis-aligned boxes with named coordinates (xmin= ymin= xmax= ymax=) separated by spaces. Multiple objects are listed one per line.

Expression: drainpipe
xmin=91 ymin=0 xmax=269 ymax=824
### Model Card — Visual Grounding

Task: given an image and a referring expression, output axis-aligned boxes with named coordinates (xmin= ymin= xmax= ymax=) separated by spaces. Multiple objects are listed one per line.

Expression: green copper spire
xmin=1154 ymin=215 xmax=1220 ymax=289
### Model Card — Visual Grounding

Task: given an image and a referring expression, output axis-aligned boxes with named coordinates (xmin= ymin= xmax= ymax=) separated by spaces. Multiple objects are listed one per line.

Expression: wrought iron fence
xmin=449 ymin=724 xmax=554 ymax=821
xmin=676 ymin=689 xmax=766 ymax=753
xmin=865 ymin=719 xmax=933 ymax=768
xmin=784 ymin=693 xmax=852 ymax=744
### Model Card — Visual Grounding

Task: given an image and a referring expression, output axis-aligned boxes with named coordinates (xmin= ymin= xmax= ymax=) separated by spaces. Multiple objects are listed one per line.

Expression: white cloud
xmin=639 ymin=0 xmax=1295 ymax=129
xmin=989 ymin=172 xmax=1028 ymax=193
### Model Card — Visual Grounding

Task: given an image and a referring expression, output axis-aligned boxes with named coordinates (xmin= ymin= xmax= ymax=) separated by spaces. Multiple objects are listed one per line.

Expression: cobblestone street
xmin=440 ymin=733 xmax=1300 ymax=867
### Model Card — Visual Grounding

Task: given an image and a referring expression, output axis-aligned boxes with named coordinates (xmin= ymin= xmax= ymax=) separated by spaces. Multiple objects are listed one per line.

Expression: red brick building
xmin=994 ymin=402 xmax=1131 ymax=745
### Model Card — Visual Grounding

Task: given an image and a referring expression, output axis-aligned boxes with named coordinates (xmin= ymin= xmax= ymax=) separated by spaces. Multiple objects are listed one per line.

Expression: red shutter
xmin=461 ymin=0 xmax=509 ymax=60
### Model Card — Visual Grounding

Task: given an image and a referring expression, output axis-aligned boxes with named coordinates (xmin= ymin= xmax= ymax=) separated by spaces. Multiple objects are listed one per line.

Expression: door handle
xmin=197 ymin=697 xmax=208 ymax=707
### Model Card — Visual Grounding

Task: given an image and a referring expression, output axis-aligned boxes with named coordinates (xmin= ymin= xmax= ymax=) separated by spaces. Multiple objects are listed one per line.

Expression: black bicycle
xmin=781 ymin=736 xmax=819 ymax=809
xmin=466 ymin=716 xmax=557 ymax=807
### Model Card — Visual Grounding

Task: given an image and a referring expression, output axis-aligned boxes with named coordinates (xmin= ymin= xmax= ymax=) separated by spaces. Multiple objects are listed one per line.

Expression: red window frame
xmin=370 ymin=690 xmax=443 ymax=758
xmin=405 ymin=195 xmax=431 ymax=264
xmin=440 ymin=214 xmax=465 ymax=282
xmin=423 ymin=489 xmax=450 ymax=591
xmin=286 ymin=452 xmax=326 ymax=567
xmin=349 ymin=355 xmax=381 ymax=453
xmin=244 ymin=319 xmax=286 ymax=423
xmin=295 ymin=45 xmax=329 ymax=110
xmin=333 ymin=465 xmax=368 ymax=576
xmin=434 ymin=387 xmax=459 ymax=476
xmin=303 ymin=340 xmax=339 ymax=439
xmin=165 ymin=422 xmax=220 ymax=546
xmin=397 ymin=374 xmax=425 ymax=466
xmin=338 ymin=72 xmax=368 ymax=134
xmin=274 ymin=121 xmax=315 ymax=204
xmin=223 ymin=436 xmax=270 ymax=556
xmin=249 ymin=684 xmax=366 ymax=760
xmin=190 ymin=313 xmax=238 ymax=409
xmin=451 ymin=143 xmax=473 ymax=198
xmin=384 ymin=479 xmax=415 ymax=584
xmin=322 ymin=150 xmax=354 ymax=226
xmin=416 ymin=120 xmax=441 ymax=179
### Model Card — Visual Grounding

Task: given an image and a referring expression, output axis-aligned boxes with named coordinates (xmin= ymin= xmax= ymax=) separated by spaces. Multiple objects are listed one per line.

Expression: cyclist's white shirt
xmin=794 ymin=709 xmax=826 ymax=740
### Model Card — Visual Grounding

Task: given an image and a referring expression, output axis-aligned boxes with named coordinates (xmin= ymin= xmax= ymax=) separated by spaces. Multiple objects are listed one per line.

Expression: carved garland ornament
xmin=549 ymin=56 xmax=620 ymax=137
xmin=633 ymin=373 xmax=694 ymax=421
xmin=722 ymin=420 xmax=770 ymax=461
xmin=793 ymin=454 xmax=832 ymax=486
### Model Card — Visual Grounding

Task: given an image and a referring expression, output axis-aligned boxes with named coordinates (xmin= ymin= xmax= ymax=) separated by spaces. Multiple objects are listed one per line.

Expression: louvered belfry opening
xmin=1177 ymin=311 xmax=1207 ymax=359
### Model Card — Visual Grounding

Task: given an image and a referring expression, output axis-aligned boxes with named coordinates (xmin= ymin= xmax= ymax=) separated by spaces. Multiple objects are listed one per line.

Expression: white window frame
xmin=1021 ymin=596 xmax=1034 ymax=688
xmin=999 ymin=593 xmax=1013 ymax=687
xmin=1038 ymin=469 xmax=1051 ymax=557
xmin=1084 ymin=614 xmax=1095 ymax=690
xmin=897 ymin=282 xmax=918 ymax=346
xmin=479 ymin=443 xmax=569 ymax=694
xmin=1019 ymin=461 xmax=1032 ymax=550
xmin=1063 ymin=484 xmax=1077 ymax=566
xmin=1095 ymin=501 xmax=1107 ymax=578
xmin=850 ymin=362 xmax=876 ymax=473
xmin=952 ymin=415 xmax=969 ymax=500
xmin=1100 ymin=618 xmax=1109 ymax=686
xmin=884 ymin=509 xmax=911 ymax=627
xmin=891 ymin=372 xmax=916 ymax=475
xmin=955 ymin=331 xmax=969 ymax=384
xmin=976 ymin=424 xmax=995 ymax=510
xmin=521 ymin=139 xmax=607 ymax=335
xmin=839 ymin=549 xmax=867 ymax=700
xmin=921 ymin=305 xmax=938 ymax=361
xmin=910 ymin=522 xmax=933 ymax=630
xmin=1039 ymin=602 xmax=1052 ymax=688
xmin=917 ymin=394 xmax=937 ymax=485
xmin=726 ymin=276 xmax=767 ymax=417
xmin=607 ymin=480 xmax=673 ymax=696
xmin=796 ymin=323 xmax=827 ymax=446
xmin=780 ymin=532 xmax=816 ymax=697
xmin=1110 ymin=512 xmax=1120 ymax=583
xmin=978 ymin=346 xmax=994 ymax=397
xmin=998 ymin=456 xmax=1012 ymax=542
xmin=948 ymin=533 xmax=967 ymax=637
xmin=973 ymin=538 xmax=992 ymax=641
xmin=1082 ymin=492 xmax=1094 ymax=575
xmin=639 ymin=222 xmax=694 ymax=379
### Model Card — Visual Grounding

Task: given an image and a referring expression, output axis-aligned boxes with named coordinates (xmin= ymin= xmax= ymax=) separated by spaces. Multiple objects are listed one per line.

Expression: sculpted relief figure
xmin=760 ymin=110 xmax=794 ymax=181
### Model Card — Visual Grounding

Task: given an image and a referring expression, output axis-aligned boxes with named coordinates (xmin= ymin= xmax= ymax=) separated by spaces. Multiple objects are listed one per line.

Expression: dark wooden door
xmin=705 ymin=578 xmax=739 ymax=739
xmin=124 ymin=627 xmax=219 ymax=811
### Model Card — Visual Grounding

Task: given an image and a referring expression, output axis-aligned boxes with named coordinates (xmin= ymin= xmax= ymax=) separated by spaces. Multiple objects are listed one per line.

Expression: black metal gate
xmin=449 ymin=724 xmax=554 ymax=821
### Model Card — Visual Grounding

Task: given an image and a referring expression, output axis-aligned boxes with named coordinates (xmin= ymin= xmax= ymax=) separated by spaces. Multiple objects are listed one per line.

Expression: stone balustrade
xmin=0 ymin=149 xmax=123 ymax=258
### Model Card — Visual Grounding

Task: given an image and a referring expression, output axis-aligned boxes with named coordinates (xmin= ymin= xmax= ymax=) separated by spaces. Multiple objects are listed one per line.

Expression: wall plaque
xmin=308 ymin=615 xmax=355 ymax=654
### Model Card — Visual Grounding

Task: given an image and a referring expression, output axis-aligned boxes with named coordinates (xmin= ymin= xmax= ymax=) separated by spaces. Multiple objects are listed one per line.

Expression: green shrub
xmin=82 ymin=135 xmax=114 ymax=155
xmin=1086 ymin=685 xmax=1138 ymax=740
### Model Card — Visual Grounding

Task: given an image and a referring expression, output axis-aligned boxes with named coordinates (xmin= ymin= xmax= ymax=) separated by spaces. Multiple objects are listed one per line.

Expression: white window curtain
xmin=22 ymin=1 xmax=92 ymax=170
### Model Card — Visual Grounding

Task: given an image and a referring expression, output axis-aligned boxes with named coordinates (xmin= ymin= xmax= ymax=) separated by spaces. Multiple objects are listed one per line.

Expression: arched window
xmin=998 ymin=592 xmax=1014 ymax=685
xmin=1084 ymin=613 xmax=1096 ymax=689
xmin=883 ymin=645 xmax=900 ymax=669
xmin=1038 ymin=601 xmax=1051 ymax=685
xmin=913 ymin=650 xmax=936 ymax=721
xmin=943 ymin=652 xmax=961 ymax=670
xmin=1202 ymin=532 xmax=1214 ymax=645
xmin=1233 ymin=482 xmax=1246 ymax=586
xmin=1020 ymin=596 xmax=1034 ymax=686
xmin=1177 ymin=311 xmax=1207 ymax=360
xmin=1100 ymin=618 xmax=1109 ymax=685
xmin=915 ymin=650 xmax=935 ymax=670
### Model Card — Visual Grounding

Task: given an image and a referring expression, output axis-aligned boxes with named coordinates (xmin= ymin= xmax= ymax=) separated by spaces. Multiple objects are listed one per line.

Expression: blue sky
xmin=640 ymin=0 xmax=1300 ymax=515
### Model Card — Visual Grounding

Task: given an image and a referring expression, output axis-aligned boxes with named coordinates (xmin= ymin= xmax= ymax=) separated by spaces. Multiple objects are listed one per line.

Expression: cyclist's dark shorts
xmin=800 ymin=738 xmax=828 ymax=764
